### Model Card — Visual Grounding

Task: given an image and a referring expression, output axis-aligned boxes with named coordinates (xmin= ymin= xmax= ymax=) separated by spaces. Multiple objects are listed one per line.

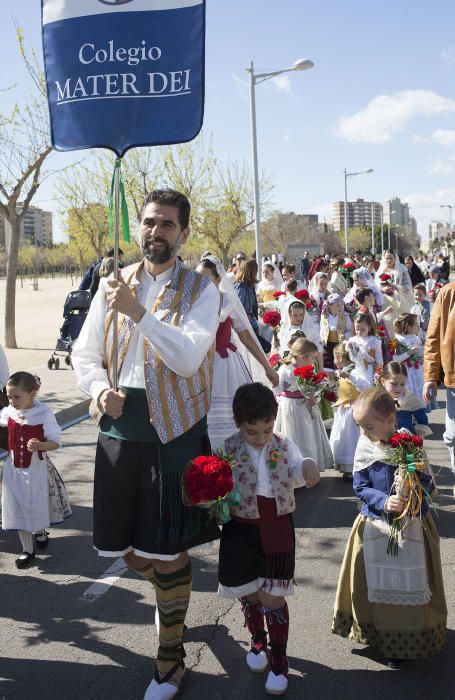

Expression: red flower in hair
xmin=263 ymin=310 xmax=281 ymax=328
xmin=295 ymin=289 xmax=310 ymax=300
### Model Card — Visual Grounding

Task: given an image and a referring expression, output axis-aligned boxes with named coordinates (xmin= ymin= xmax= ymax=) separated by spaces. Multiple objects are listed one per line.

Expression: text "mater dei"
xmin=54 ymin=40 xmax=192 ymax=104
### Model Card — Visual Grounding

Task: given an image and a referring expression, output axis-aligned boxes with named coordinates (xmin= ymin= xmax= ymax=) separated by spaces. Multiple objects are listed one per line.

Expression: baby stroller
xmin=48 ymin=290 xmax=91 ymax=369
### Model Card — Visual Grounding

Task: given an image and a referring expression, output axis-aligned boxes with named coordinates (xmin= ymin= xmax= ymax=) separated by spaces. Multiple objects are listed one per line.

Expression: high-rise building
xmin=382 ymin=196 xmax=410 ymax=228
xmin=0 ymin=204 xmax=53 ymax=250
xmin=332 ymin=199 xmax=382 ymax=232
xmin=429 ymin=221 xmax=450 ymax=242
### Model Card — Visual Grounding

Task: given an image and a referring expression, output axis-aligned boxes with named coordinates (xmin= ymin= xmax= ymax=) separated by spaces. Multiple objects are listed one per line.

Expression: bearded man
xmin=72 ymin=189 xmax=220 ymax=700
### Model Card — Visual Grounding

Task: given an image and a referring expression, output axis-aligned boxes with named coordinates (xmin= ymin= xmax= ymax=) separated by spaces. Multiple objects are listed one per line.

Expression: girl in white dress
xmin=309 ymin=272 xmax=329 ymax=321
xmin=278 ymin=297 xmax=323 ymax=367
xmin=257 ymin=262 xmax=282 ymax=306
xmin=346 ymin=313 xmax=383 ymax=384
xmin=391 ymin=313 xmax=425 ymax=403
xmin=320 ymin=293 xmax=353 ymax=368
xmin=274 ymin=338 xmax=333 ymax=472
xmin=1 ymin=372 xmax=71 ymax=569
xmin=197 ymin=257 xmax=278 ymax=448
xmin=329 ymin=343 xmax=370 ymax=478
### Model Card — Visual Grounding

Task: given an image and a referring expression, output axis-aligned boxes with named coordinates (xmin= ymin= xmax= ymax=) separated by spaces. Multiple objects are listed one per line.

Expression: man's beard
xmin=141 ymin=235 xmax=182 ymax=264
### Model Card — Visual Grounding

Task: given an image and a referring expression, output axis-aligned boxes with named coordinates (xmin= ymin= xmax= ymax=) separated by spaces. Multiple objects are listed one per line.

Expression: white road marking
xmin=81 ymin=558 xmax=128 ymax=602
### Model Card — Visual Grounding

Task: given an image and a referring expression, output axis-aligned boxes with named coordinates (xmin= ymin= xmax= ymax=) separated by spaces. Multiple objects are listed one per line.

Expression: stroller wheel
xmin=54 ymin=358 xmax=60 ymax=370
xmin=47 ymin=358 xmax=54 ymax=370
xmin=65 ymin=355 xmax=71 ymax=366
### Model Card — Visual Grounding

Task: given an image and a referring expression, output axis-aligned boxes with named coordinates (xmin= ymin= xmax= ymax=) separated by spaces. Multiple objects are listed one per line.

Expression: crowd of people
xmin=0 ymin=188 xmax=454 ymax=699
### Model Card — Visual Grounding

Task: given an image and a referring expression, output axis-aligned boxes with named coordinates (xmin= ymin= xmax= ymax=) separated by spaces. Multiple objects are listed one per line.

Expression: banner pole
xmin=112 ymin=159 xmax=121 ymax=393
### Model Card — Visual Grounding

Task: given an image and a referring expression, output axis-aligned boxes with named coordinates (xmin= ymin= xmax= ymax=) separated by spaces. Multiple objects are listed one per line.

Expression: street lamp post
xmin=247 ymin=58 xmax=314 ymax=265
xmin=343 ymin=168 xmax=374 ymax=254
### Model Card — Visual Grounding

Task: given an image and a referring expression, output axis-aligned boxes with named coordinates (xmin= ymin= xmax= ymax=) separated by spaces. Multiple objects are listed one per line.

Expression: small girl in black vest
xmin=217 ymin=383 xmax=319 ymax=696
xmin=0 ymin=372 xmax=71 ymax=568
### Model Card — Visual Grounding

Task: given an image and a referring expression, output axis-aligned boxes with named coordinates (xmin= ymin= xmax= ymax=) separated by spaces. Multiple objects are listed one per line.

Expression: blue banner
xmin=42 ymin=0 xmax=205 ymax=156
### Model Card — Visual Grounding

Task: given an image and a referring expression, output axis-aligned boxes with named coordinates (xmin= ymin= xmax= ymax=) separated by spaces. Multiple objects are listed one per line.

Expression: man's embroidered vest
xmin=224 ymin=432 xmax=296 ymax=518
xmin=101 ymin=259 xmax=215 ymax=444
xmin=320 ymin=313 xmax=346 ymax=344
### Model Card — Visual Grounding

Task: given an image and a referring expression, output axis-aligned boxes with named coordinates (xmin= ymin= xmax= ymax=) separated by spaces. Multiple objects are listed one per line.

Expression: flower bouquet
xmin=294 ymin=289 xmax=317 ymax=312
xmin=386 ymin=432 xmax=428 ymax=556
xmin=388 ymin=339 xmax=422 ymax=369
xmin=376 ymin=322 xmax=387 ymax=340
xmin=379 ymin=273 xmax=393 ymax=284
xmin=294 ymin=365 xmax=338 ymax=420
xmin=262 ymin=310 xmax=282 ymax=343
xmin=269 ymin=353 xmax=283 ymax=370
xmin=273 ymin=290 xmax=285 ymax=299
xmin=427 ymin=281 xmax=444 ymax=303
xmin=342 ymin=261 xmax=356 ymax=285
xmin=182 ymin=452 xmax=240 ymax=524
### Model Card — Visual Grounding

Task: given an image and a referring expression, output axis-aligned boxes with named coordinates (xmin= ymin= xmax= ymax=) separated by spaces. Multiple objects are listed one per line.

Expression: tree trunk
xmin=5 ymin=215 xmax=20 ymax=348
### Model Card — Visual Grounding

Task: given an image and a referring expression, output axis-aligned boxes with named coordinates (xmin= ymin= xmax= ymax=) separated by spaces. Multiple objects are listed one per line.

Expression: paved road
xmin=1 ymin=402 xmax=454 ymax=700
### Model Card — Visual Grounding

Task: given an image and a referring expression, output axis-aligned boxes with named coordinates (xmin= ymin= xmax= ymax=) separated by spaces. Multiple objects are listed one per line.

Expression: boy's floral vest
xmin=320 ymin=313 xmax=347 ymax=344
xmin=92 ymin=259 xmax=215 ymax=444
xmin=224 ymin=431 xmax=296 ymax=518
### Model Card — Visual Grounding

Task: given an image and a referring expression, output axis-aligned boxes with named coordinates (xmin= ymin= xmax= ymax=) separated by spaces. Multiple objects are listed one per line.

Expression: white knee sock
xmin=18 ymin=531 xmax=34 ymax=554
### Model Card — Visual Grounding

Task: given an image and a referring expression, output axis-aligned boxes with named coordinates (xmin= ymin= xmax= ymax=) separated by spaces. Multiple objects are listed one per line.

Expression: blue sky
xmin=1 ymin=0 xmax=455 ymax=242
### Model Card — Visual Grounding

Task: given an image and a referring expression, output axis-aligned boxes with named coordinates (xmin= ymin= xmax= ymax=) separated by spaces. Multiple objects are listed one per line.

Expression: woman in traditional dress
xmin=256 ymin=261 xmax=282 ymax=306
xmin=197 ymin=256 xmax=278 ymax=448
xmin=376 ymin=250 xmax=414 ymax=312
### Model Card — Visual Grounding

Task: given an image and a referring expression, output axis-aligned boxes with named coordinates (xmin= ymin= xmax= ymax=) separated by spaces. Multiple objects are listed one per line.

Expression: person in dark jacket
xmin=404 ymin=256 xmax=425 ymax=286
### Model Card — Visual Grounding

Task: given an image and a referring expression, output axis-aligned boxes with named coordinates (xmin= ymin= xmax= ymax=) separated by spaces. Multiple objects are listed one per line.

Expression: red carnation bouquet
xmin=427 ymin=281 xmax=444 ymax=303
xmin=386 ymin=432 xmax=428 ymax=556
xmin=294 ymin=365 xmax=338 ymax=419
xmin=182 ymin=453 xmax=240 ymax=524
xmin=376 ymin=322 xmax=387 ymax=340
xmin=273 ymin=290 xmax=285 ymax=299
xmin=379 ymin=273 xmax=393 ymax=283
xmin=294 ymin=289 xmax=317 ymax=312
xmin=262 ymin=310 xmax=281 ymax=328
xmin=269 ymin=353 xmax=283 ymax=370
xmin=388 ymin=339 xmax=422 ymax=369
xmin=262 ymin=309 xmax=281 ymax=342
xmin=343 ymin=262 xmax=356 ymax=271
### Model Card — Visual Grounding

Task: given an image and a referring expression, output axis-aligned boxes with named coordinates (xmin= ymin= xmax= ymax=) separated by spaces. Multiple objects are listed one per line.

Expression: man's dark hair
xmin=105 ymin=247 xmax=123 ymax=257
xmin=355 ymin=287 xmax=374 ymax=304
xmin=233 ymin=383 xmax=278 ymax=425
xmin=139 ymin=189 xmax=191 ymax=230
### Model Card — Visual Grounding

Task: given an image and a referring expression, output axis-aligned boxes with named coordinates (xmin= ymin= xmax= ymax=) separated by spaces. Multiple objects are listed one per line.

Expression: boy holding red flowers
xmin=332 ymin=387 xmax=446 ymax=669
xmin=217 ymin=382 xmax=319 ymax=696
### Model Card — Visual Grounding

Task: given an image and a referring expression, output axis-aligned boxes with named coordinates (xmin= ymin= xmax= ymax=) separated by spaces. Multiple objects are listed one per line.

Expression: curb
xmin=55 ymin=398 xmax=91 ymax=428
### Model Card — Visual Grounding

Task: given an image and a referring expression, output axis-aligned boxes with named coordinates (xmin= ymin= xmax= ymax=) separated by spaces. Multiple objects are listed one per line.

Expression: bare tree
xmin=0 ymin=28 xmax=53 ymax=347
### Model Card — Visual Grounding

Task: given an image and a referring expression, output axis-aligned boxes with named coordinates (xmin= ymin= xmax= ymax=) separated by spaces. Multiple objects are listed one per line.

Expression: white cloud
xmin=405 ymin=187 xmax=455 ymax=240
xmin=271 ymin=75 xmax=291 ymax=93
xmin=429 ymin=158 xmax=453 ymax=175
xmin=432 ymin=128 xmax=455 ymax=146
xmin=336 ymin=90 xmax=455 ymax=143
xmin=412 ymin=133 xmax=428 ymax=144
xmin=441 ymin=46 xmax=455 ymax=66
